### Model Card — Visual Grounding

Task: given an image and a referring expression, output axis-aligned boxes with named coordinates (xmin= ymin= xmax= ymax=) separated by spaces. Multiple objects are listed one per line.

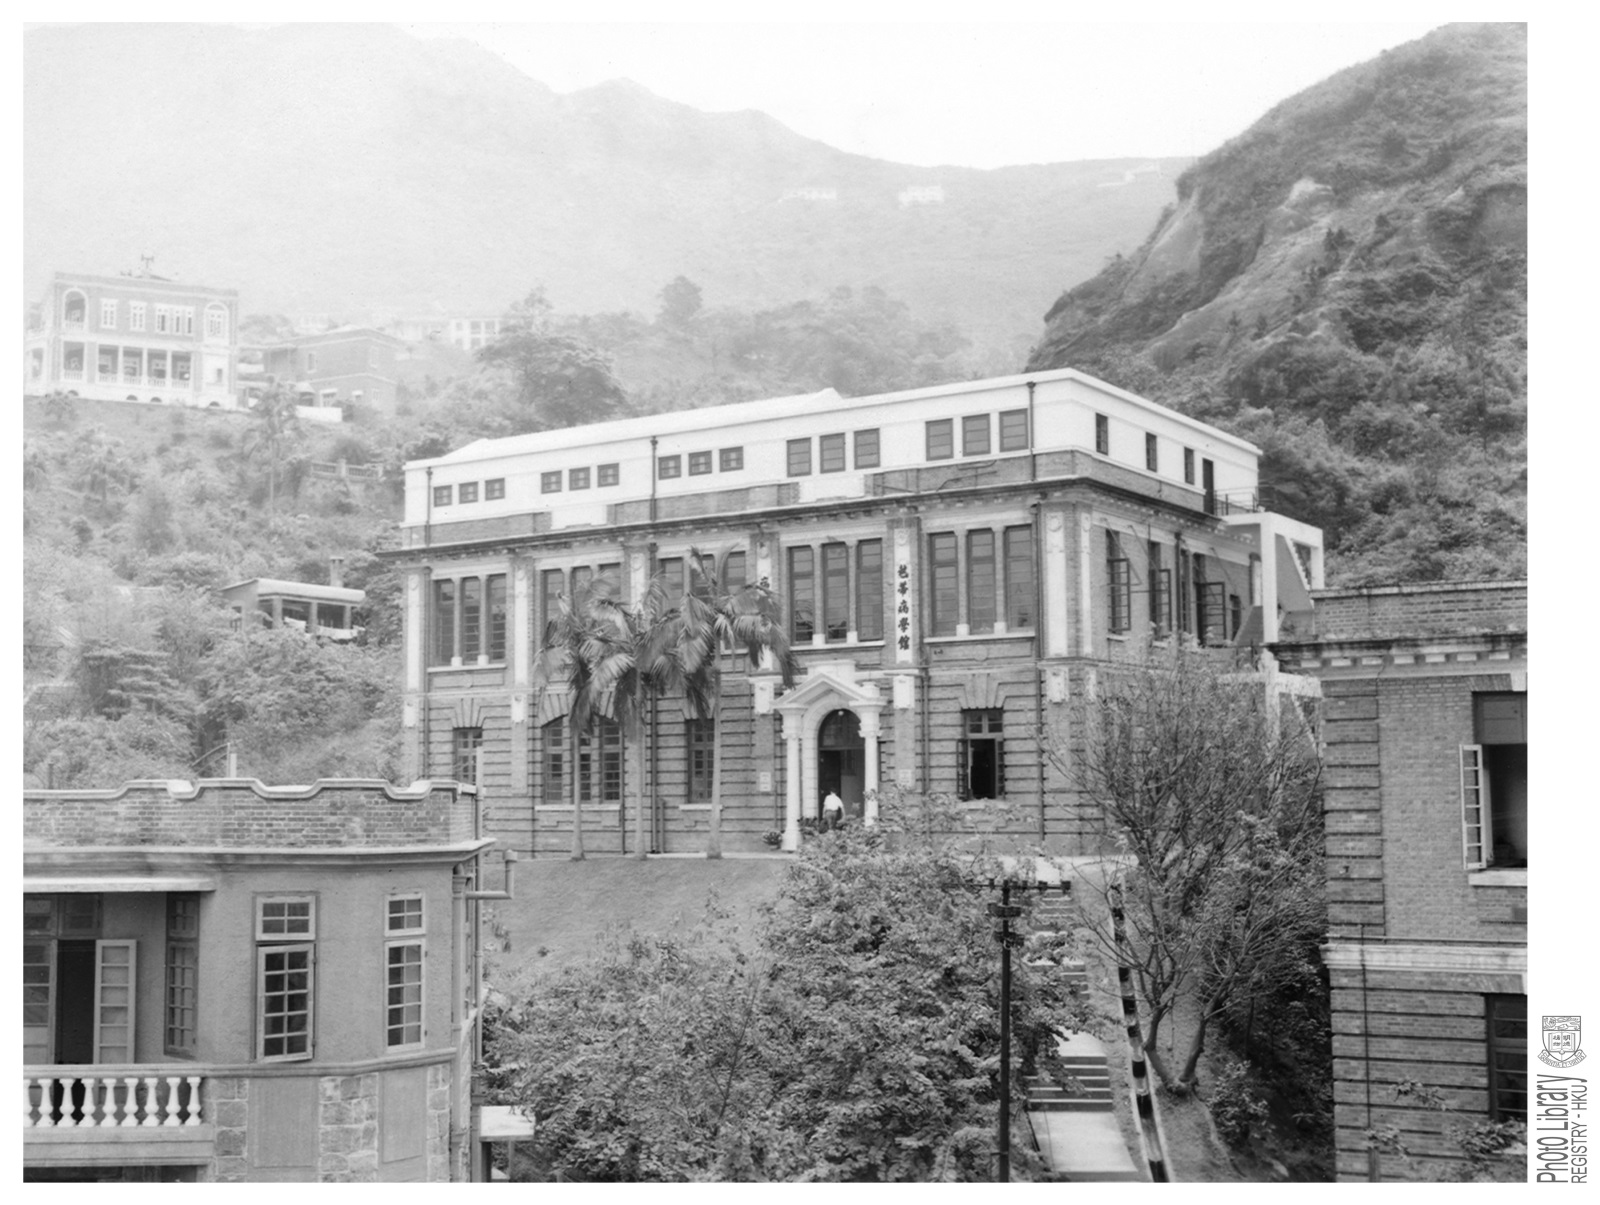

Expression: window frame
xmin=929 ymin=532 xmax=959 ymax=636
xmin=856 ymin=539 xmax=884 ymax=642
xmin=819 ymin=433 xmax=847 ymax=473
xmin=926 ymin=419 xmax=954 ymax=461
xmin=164 ymin=894 xmax=199 ymax=1057
xmin=100 ymin=298 xmax=118 ymax=329
xmin=432 ymin=484 xmax=453 ymax=508
xmin=1146 ymin=432 xmax=1158 ymax=472
xmin=719 ymin=447 xmax=744 ymax=472
xmin=485 ymin=478 xmax=506 ymax=501
xmin=597 ymin=463 xmax=620 ymax=488
xmin=786 ymin=438 xmax=812 ymax=477
xmin=999 ymin=409 xmax=1029 ymax=452
xmin=657 ymin=455 xmax=682 ymax=480
xmin=1183 ymin=448 xmax=1196 ymax=484
xmin=542 ymin=717 xmax=567 ymax=805
xmin=256 ymin=894 xmax=316 ymax=941
xmin=1095 ymin=414 xmax=1110 ymax=456
xmin=452 ymin=726 xmax=483 ymax=784
xmin=854 ymin=429 xmax=881 ymax=469
xmin=569 ymin=467 xmax=592 ymax=490
xmin=688 ymin=451 xmax=713 ymax=476
xmin=962 ymin=414 xmax=991 ymax=457
xmin=821 ymin=542 xmax=850 ymax=640
xmin=541 ymin=470 xmax=563 ymax=494
xmin=460 ymin=481 xmax=481 ymax=505
xmin=386 ymin=893 xmax=426 ymax=936
xmin=258 ymin=942 xmax=315 ymax=1062
xmin=1003 ymin=526 xmax=1034 ymax=630
xmin=967 ymin=529 xmax=997 ymax=633
xmin=958 ymin=708 xmax=1006 ymax=801
xmin=1486 ymin=994 xmax=1528 ymax=1123
xmin=384 ymin=939 xmax=425 ymax=1050
xmin=789 ymin=546 xmax=816 ymax=642
xmin=686 ymin=717 xmax=716 ymax=802
xmin=129 ymin=301 xmax=147 ymax=332
xmin=1107 ymin=532 xmax=1132 ymax=634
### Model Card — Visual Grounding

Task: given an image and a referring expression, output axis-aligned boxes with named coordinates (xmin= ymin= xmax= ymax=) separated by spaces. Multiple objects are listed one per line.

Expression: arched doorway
xmin=817 ymin=709 xmax=865 ymax=820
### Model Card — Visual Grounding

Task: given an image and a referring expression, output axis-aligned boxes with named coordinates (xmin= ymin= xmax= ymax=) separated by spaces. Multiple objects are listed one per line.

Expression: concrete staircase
xmin=1025 ymin=1026 xmax=1143 ymax=1181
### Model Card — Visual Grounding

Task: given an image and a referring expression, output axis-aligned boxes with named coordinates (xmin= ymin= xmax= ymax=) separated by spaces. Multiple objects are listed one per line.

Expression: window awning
xmin=24 ymin=876 xmax=217 ymax=894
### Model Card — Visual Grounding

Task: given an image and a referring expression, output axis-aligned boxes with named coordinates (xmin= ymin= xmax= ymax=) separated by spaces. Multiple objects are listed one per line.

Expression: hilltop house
xmin=257 ymin=327 xmax=405 ymax=414
xmin=24 ymin=269 xmax=239 ymax=409
xmin=385 ymin=367 xmax=1325 ymax=858
xmin=22 ymin=777 xmax=519 ymax=1182
xmin=1272 ymin=581 xmax=1528 ymax=1181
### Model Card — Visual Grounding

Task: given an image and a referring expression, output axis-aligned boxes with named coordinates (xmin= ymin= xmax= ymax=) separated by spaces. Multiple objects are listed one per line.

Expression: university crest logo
xmin=1538 ymin=1015 xmax=1587 ymax=1068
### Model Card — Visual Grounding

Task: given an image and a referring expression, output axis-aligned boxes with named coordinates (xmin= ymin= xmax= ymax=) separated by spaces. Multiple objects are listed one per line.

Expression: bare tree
xmin=1049 ymin=649 xmax=1324 ymax=1091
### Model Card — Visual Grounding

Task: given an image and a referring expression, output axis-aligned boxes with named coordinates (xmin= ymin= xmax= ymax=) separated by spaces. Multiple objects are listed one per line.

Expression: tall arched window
xmin=62 ymin=291 xmax=86 ymax=327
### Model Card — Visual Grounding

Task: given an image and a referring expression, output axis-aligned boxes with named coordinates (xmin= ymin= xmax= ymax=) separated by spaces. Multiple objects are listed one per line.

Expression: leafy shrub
xmin=1209 ymin=1058 xmax=1270 ymax=1146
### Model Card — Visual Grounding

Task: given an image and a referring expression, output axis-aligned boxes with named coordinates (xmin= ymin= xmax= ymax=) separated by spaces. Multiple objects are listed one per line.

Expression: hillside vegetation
xmin=1027 ymin=22 xmax=1526 ymax=585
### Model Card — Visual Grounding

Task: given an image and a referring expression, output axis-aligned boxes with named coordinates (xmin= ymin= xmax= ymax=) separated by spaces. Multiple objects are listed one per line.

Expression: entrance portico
xmin=772 ymin=662 xmax=886 ymax=851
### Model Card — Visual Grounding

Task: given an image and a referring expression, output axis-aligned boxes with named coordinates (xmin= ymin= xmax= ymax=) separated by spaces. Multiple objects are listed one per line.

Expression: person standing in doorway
xmin=822 ymin=789 xmax=844 ymax=831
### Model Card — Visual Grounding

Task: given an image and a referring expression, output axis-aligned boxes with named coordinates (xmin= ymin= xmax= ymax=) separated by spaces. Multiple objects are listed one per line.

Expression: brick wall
xmin=23 ymin=780 xmax=476 ymax=848
xmin=1312 ymin=582 xmax=1526 ymax=642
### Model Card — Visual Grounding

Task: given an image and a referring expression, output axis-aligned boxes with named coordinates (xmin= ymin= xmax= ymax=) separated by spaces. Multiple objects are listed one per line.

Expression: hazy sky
xmin=406 ymin=19 xmax=1444 ymax=169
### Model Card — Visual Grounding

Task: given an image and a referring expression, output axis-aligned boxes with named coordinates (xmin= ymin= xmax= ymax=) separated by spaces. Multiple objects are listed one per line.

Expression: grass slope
xmin=484 ymin=855 xmax=790 ymax=983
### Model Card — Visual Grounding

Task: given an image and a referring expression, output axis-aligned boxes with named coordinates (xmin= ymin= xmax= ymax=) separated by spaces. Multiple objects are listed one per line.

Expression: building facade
xmin=1272 ymin=581 xmax=1528 ymax=1181
xmin=388 ymin=368 xmax=1324 ymax=859
xmin=258 ymin=327 xmax=404 ymax=413
xmin=24 ymin=270 xmax=239 ymax=408
xmin=22 ymin=778 xmax=508 ymax=1183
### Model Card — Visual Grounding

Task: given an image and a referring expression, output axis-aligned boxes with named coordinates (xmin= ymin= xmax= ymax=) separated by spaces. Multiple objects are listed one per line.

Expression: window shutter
xmin=94 ymin=939 xmax=137 ymax=1064
xmin=996 ymin=735 xmax=1006 ymax=800
xmin=1461 ymin=744 xmax=1491 ymax=870
xmin=956 ymin=733 xmax=970 ymax=801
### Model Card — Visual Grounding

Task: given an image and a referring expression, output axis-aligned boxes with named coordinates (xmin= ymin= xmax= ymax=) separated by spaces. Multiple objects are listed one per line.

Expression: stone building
xmin=387 ymin=367 xmax=1324 ymax=857
xmin=1272 ymin=580 xmax=1528 ymax=1181
xmin=22 ymin=777 xmax=516 ymax=1182
xmin=24 ymin=268 xmax=240 ymax=409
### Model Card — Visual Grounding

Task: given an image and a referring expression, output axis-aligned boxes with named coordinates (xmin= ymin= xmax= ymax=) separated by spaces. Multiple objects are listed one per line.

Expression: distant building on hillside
xmin=22 ymin=776 xmax=516 ymax=1182
xmin=220 ymin=559 xmax=367 ymax=640
xmin=256 ymin=327 xmax=405 ymax=413
xmin=24 ymin=268 xmax=240 ymax=409
xmin=1272 ymin=581 xmax=1528 ymax=1182
xmin=898 ymin=185 xmax=945 ymax=207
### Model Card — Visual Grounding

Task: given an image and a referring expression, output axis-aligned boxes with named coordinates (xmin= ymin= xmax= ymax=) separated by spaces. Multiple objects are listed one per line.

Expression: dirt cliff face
xmin=1028 ymin=23 xmax=1526 ymax=586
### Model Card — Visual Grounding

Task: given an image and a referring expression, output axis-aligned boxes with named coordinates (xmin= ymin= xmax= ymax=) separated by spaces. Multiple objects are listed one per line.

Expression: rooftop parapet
xmin=23 ymin=778 xmax=479 ymax=851
xmin=1304 ymin=580 xmax=1527 ymax=643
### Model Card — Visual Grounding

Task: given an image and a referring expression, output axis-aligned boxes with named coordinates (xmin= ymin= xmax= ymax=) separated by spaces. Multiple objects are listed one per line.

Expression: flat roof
xmin=220 ymin=578 xmax=366 ymax=605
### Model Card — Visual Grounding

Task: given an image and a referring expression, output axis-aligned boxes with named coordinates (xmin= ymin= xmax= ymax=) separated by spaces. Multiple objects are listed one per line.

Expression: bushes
xmin=1209 ymin=1059 xmax=1270 ymax=1146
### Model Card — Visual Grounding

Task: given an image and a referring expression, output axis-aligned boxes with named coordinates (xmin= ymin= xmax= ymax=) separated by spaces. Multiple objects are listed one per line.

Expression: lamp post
xmin=978 ymin=875 xmax=1070 ymax=1183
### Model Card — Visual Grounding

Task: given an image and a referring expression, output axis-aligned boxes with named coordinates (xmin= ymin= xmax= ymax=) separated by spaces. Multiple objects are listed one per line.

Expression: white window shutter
xmin=93 ymin=939 xmax=137 ymax=1064
xmin=1460 ymin=744 xmax=1491 ymax=871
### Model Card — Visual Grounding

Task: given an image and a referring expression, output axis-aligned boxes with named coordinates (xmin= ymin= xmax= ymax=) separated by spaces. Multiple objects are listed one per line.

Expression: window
xmin=999 ymin=409 xmax=1029 ymax=452
xmin=579 ymin=719 xmax=623 ymax=803
xmin=432 ymin=580 xmax=456 ymax=665
xmin=541 ymin=471 xmax=563 ymax=493
xmin=1486 ymin=995 xmax=1528 ymax=1122
xmin=98 ymin=345 xmax=118 ymax=379
xmin=1462 ymin=694 xmax=1528 ymax=870
xmin=789 ymin=547 xmax=815 ymax=642
xmin=958 ymin=710 xmax=1005 ymax=800
xmin=129 ymin=301 xmax=146 ymax=331
xmin=387 ymin=895 xmax=425 ymax=935
xmin=1195 ymin=555 xmax=1226 ymax=645
xmin=1230 ymin=593 xmax=1242 ymax=639
xmin=822 ymin=543 xmax=850 ymax=640
xmin=722 ymin=551 xmax=747 ymax=593
xmin=459 ymin=481 xmax=479 ymax=504
xmin=385 ymin=941 xmax=423 ymax=1048
xmin=542 ymin=717 xmax=567 ymax=804
xmin=1107 ymin=532 xmax=1131 ymax=634
xmin=1004 ymin=526 xmax=1034 ymax=629
xmin=485 ymin=478 xmax=506 ymax=500
xmin=165 ymin=894 xmax=199 ymax=1055
xmin=926 ymin=419 xmax=954 ymax=460
xmin=570 ymin=467 xmax=591 ymax=490
xmin=688 ymin=451 xmax=712 ymax=476
xmin=206 ymin=305 xmax=227 ymax=339
xmin=256 ymin=896 xmax=314 ymax=1061
xmin=1146 ymin=433 xmax=1158 ymax=471
xmin=963 ymin=414 xmax=990 ymax=457
xmin=658 ymin=455 xmax=681 ymax=480
xmin=658 ymin=557 xmax=685 ymax=603
xmin=100 ymin=299 xmax=117 ymax=329
xmin=433 ymin=484 xmax=453 ymax=508
xmin=929 ymin=532 xmax=958 ymax=636
xmin=687 ymin=718 xmax=716 ymax=802
xmin=967 ymin=530 xmax=997 ymax=633
xmin=172 ymin=352 xmax=192 ymax=383
xmin=1184 ymin=448 xmax=1195 ymax=484
xmin=1095 ymin=414 xmax=1109 ymax=455
xmin=720 ymin=447 xmax=743 ymax=472
xmin=1149 ymin=542 xmax=1170 ymax=637
xmin=457 ymin=576 xmax=480 ymax=659
xmin=487 ymin=575 xmax=507 ymax=661
xmin=155 ymin=305 xmax=172 ymax=333
xmin=453 ymin=727 xmax=483 ymax=784
xmin=787 ymin=439 xmax=812 ymax=476
xmin=306 ymin=351 xmax=317 ymax=372
xmin=857 ymin=540 xmax=884 ymax=641
xmin=176 ymin=306 xmax=195 ymax=335
xmin=540 ymin=569 xmax=565 ymax=642
xmin=855 ymin=429 xmax=880 ymax=469
xmin=819 ymin=433 xmax=846 ymax=473
xmin=598 ymin=463 xmax=620 ymax=487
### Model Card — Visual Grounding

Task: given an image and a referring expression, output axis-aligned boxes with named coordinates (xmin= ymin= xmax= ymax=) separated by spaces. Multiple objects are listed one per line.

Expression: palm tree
xmin=666 ymin=549 xmax=798 ymax=858
xmin=244 ymin=380 xmax=302 ymax=516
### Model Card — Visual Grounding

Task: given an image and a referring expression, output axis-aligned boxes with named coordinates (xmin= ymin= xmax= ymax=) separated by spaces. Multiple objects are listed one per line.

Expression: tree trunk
xmin=706 ymin=656 xmax=726 ymax=859
xmin=569 ymin=717 xmax=585 ymax=861
xmin=630 ymin=710 xmax=648 ymax=860
xmin=1175 ymin=998 xmax=1221 ymax=1088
